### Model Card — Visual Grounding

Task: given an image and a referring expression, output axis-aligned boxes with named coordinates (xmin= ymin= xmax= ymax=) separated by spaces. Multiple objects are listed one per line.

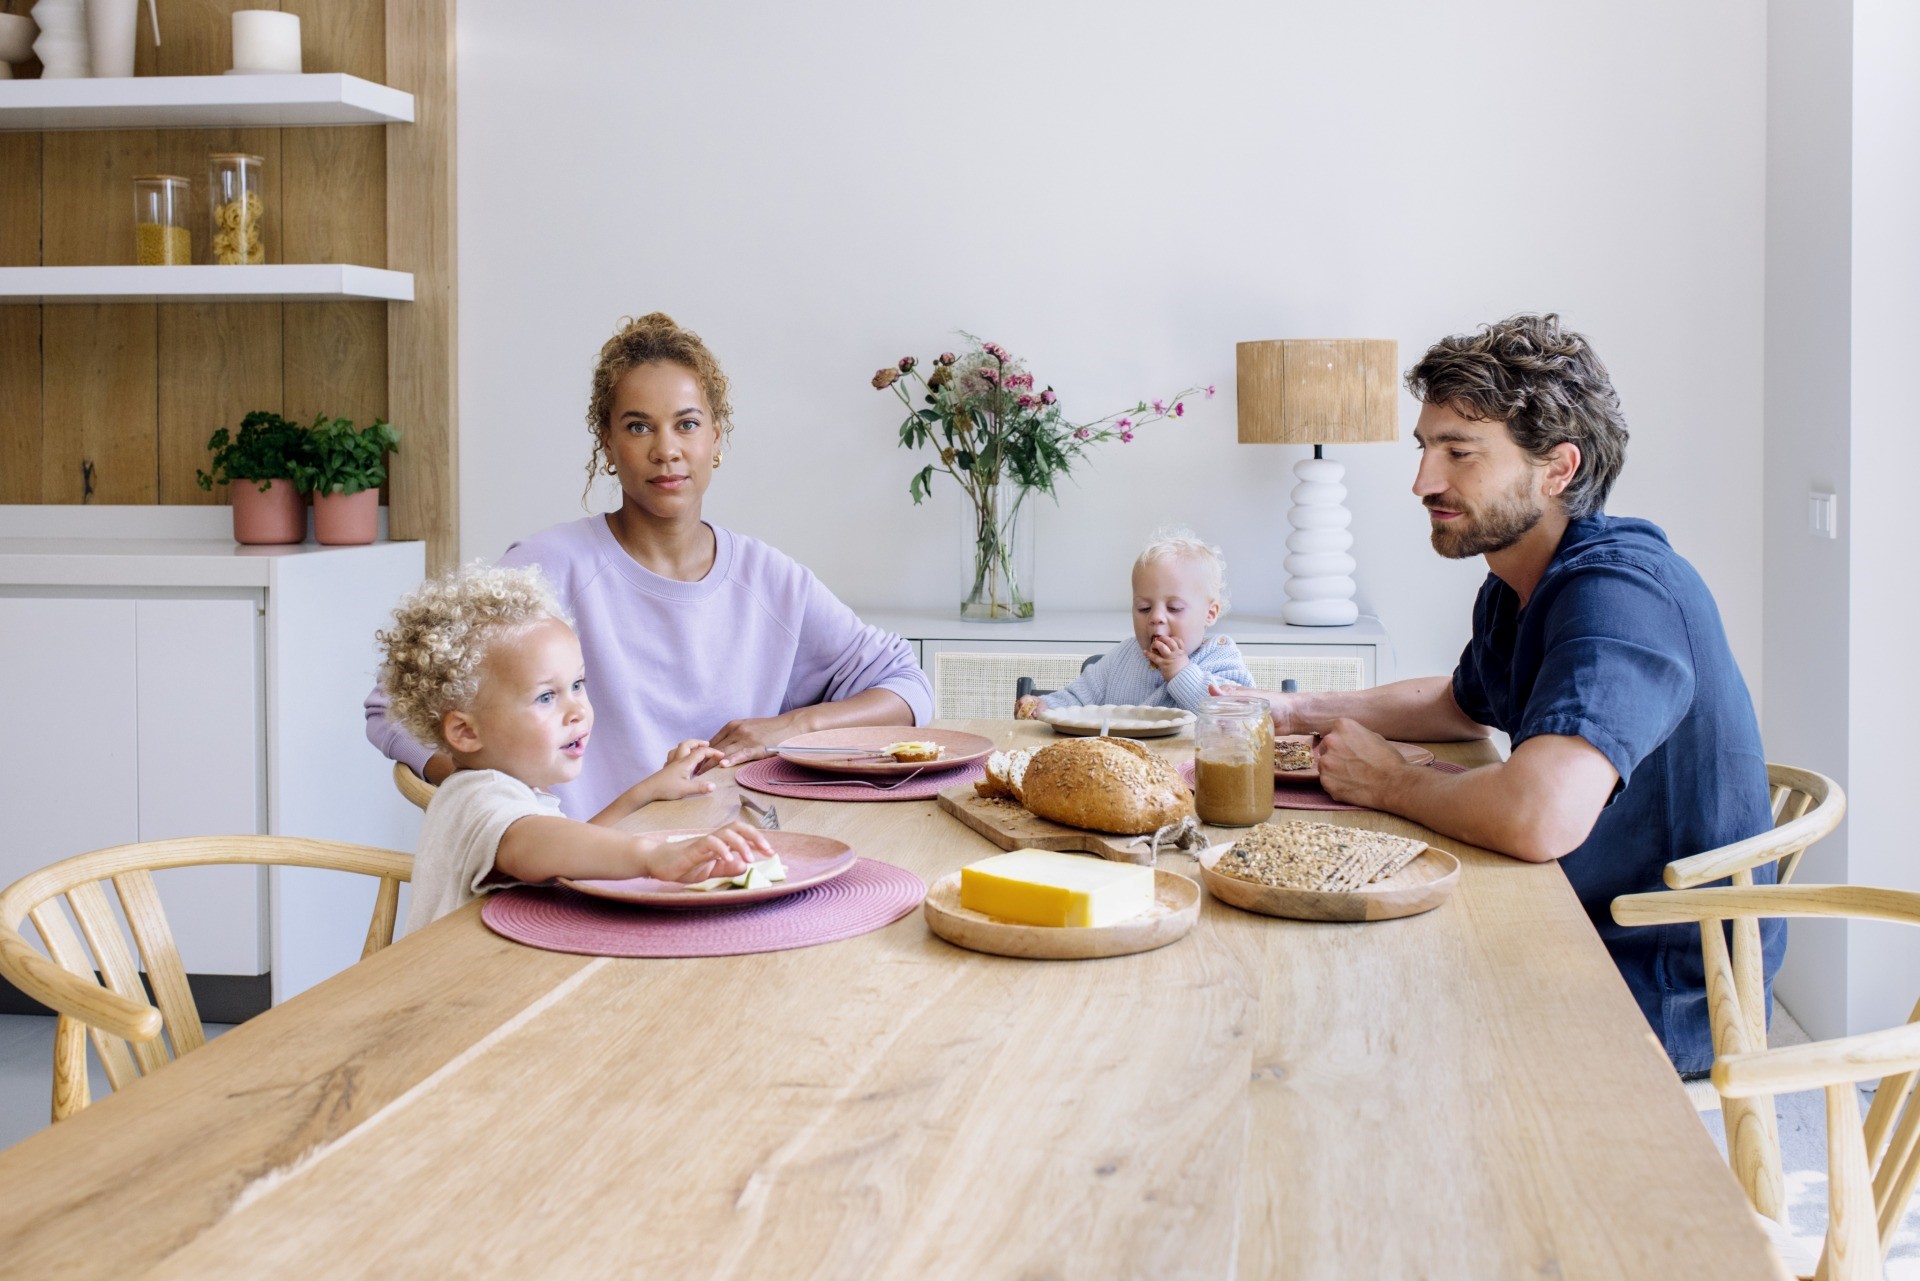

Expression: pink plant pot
xmin=230 ymin=478 xmax=306 ymax=545
xmin=313 ymin=488 xmax=380 ymax=545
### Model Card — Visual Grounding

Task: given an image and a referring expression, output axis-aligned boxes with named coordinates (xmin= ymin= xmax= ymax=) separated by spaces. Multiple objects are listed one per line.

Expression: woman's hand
xmin=1315 ymin=718 xmax=1416 ymax=810
xmin=642 ymin=740 xmax=726 ymax=800
xmin=637 ymin=821 xmax=776 ymax=883
xmin=707 ymin=713 xmax=800 ymax=768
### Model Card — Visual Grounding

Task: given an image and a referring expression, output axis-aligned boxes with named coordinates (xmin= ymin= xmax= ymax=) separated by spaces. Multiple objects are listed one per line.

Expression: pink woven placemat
xmin=1177 ymin=759 xmax=1468 ymax=812
xmin=480 ymin=857 xmax=926 ymax=958
xmin=735 ymin=756 xmax=986 ymax=802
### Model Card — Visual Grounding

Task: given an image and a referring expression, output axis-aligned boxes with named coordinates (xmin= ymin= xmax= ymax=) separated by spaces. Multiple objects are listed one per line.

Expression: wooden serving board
xmin=936 ymin=783 xmax=1158 ymax=865
xmin=1200 ymin=847 xmax=1461 ymax=923
xmin=922 ymin=869 xmax=1200 ymax=960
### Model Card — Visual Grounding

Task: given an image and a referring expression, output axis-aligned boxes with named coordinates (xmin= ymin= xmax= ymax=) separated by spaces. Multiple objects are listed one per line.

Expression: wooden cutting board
xmin=936 ymin=782 xmax=1157 ymax=865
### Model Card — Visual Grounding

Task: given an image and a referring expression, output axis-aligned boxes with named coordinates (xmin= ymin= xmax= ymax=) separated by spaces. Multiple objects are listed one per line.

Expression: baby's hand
xmin=1147 ymin=634 xmax=1188 ymax=681
xmin=1014 ymin=695 xmax=1046 ymax=719
xmin=646 ymin=740 xmax=725 ymax=800
xmin=640 ymin=821 xmax=776 ymax=883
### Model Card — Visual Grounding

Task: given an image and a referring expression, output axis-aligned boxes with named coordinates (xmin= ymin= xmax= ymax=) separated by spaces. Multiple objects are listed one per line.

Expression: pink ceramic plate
xmin=560 ymin=830 xmax=856 ymax=909
xmin=1273 ymin=736 xmax=1436 ymax=782
xmin=773 ymin=727 xmax=996 ymax=776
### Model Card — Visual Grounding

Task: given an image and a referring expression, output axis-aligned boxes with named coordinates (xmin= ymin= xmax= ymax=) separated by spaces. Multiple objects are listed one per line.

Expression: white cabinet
xmin=0 ymin=512 xmax=425 ymax=1015
xmin=863 ymin=611 xmax=1392 ymax=721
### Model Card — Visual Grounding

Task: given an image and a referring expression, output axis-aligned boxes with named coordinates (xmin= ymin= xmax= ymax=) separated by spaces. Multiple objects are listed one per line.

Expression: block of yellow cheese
xmin=959 ymin=849 xmax=1155 ymax=928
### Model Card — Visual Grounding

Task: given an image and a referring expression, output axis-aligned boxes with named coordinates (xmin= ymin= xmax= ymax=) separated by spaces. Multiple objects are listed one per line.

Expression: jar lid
xmin=133 ymin=174 xmax=191 ymax=184
xmin=208 ymin=152 xmax=265 ymax=163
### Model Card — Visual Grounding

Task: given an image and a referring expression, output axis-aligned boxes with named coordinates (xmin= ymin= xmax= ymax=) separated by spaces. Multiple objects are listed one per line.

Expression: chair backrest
xmin=0 ymin=836 xmax=412 ymax=1123
xmin=1014 ymin=653 xmax=1102 ymax=707
xmin=1654 ymin=764 xmax=1846 ymax=1225
xmin=394 ymin=760 xmax=437 ymax=811
xmin=1615 ymin=884 xmax=1920 ymax=1281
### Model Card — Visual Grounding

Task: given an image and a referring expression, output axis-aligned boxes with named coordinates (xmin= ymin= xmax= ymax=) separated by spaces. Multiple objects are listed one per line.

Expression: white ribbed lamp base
xmin=1282 ymin=456 xmax=1359 ymax=627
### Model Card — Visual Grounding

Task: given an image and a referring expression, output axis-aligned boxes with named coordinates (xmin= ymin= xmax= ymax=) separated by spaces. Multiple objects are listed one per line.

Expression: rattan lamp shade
xmin=1236 ymin=339 xmax=1400 ymax=445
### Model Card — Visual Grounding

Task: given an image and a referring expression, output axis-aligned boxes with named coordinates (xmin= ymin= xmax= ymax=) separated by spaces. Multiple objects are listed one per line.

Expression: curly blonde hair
xmin=375 ymin=563 xmax=571 ymax=751
xmin=584 ymin=312 xmax=734 ymax=500
xmin=1136 ymin=525 xmax=1231 ymax=615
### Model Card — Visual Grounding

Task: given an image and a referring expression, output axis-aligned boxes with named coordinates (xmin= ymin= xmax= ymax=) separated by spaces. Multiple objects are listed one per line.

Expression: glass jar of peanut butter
xmin=133 ymin=175 xmax=191 ymax=266
xmin=1194 ymin=695 xmax=1274 ymax=826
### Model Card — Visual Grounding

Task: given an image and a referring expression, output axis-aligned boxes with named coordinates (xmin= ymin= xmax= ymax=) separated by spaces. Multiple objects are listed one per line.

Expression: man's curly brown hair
xmin=375 ymin=563 xmax=571 ymax=751
xmin=584 ymin=312 xmax=734 ymax=501
xmin=1404 ymin=313 xmax=1629 ymax=520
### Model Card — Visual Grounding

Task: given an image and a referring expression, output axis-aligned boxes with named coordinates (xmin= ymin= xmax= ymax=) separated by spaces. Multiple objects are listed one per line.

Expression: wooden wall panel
xmin=157 ymin=304 xmax=285 ymax=504
xmin=0 ymin=134 xmax=42 ymax=503
xmin=386 ymin=0 xmax=458 ymax=571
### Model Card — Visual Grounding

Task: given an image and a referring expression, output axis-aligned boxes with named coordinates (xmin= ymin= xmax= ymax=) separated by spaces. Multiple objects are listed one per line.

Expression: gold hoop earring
xmin=602 ymin=458 xmax=617 ymax=476
xmin=712 ymin=451 xmax=724 ymax=469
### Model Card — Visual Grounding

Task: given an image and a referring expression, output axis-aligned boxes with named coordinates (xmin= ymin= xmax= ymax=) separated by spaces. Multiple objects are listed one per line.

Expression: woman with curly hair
xmin=367 ymin=313 xmax=931 ymax=819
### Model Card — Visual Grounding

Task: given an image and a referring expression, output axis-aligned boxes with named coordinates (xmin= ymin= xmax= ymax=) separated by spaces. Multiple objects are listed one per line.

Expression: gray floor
xmin=0 ymin=1012 xmax=232 ymax=1151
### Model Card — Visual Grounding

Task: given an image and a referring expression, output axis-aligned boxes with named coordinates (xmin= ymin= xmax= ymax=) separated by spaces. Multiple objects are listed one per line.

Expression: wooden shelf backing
xmin=0 ymin=265 xmax=414 ymax=304
xmin=0 ymin=74 xmax=414 ymax=131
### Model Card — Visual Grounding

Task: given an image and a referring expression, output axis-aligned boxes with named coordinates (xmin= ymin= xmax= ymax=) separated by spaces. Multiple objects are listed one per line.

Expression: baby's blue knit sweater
xmin=1041 ymin=635 xmax=1254 ymax=714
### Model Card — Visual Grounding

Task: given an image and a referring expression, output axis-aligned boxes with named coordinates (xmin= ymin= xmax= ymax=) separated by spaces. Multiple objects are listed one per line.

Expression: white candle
xmin=230 ymin=10 xmax=300 ymax=74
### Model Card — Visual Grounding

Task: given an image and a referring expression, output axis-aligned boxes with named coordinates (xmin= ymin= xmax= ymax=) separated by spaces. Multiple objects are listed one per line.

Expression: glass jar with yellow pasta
xmin=208 ymin=153 xmax=265 ymax=266
xmin=133 ymin=175 xmax=191 ymax=266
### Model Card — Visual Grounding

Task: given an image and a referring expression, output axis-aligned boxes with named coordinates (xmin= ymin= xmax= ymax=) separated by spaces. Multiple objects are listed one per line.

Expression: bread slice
xmin=1015 ymin=737 xmax=1194 ymax=836
xmin=975 ymin=748 xmax=1035 ymax=800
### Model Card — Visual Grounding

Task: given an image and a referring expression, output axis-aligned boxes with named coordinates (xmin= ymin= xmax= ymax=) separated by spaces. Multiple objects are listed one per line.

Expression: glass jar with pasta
xmin=208 ymin=153 xmax=265 ymax=266
xmin=133 ymin=175 xmax=191 ymax=266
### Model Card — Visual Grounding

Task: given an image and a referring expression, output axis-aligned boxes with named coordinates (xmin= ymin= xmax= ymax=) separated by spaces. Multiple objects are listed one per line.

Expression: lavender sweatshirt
xmin=366 ymin=517 xmax=933 ymax=818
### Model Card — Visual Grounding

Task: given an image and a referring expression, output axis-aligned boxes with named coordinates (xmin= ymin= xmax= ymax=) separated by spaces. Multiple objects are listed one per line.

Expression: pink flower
xmin=1204 ymin=385 xmax=1216 ymax=400
xmin=1017 ymin=394 xmax=1036 ymax=409
xmin=1117 ymin=417 xmax=1132 ymax=429
xmin=1121 ymin=431 xmax=1135 ymax=443
xmin=938 ymin=351 xmax=957 ymax=365
xmin=1174 ymin=401 xmax=1185 ymax=416
xmin=1074 ymin=427 xmax=1092 ymax=440
xmin=898 ymin=356 xmax=916 ymax=372
xmin=979 ymin=368 xmax=999 ymax=385
xmin=1040 ymin=389 xmax=1058 ymax=405
xmin=1151 ymin=399 xmax=1165 ymax=414
xmin=983 ymin=342 xmax=1008 ymax=361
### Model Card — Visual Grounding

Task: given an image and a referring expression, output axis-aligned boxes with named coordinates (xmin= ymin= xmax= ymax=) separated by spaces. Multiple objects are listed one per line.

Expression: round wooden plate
xmin=773 ymin=727 xmax=996 ymax=776
xmin=1038 ymin=704 xmax=1196 ymax=738
xmin=922 ymin=868 xmax=1200 ymax=959
xmin=560 ymin=830 xmax=856 ymax=909
xmin=1199 ymin=847 xmax=1460 ymax=922
xmin=1273 ymin=736 xmax=1435 ymax=781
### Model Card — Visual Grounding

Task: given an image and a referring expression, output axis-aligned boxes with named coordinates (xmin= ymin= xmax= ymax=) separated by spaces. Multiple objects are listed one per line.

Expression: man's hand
xmin=1314 ymin=717 xmax=1417 ymax=810
xmin=1208 ymin=682 xmax=1298 ymax=736
xmin=708 ymin=713 xmax=800 ymax=768
xmin=1146 ymin=635 xmax=1188 ymax=682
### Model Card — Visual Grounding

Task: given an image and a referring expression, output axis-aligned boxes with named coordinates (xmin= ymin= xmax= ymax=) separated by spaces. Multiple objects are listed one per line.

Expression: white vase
xmin=31 ymin=0 xmax=89 ymax=77
xmin=86 ymin=0 xmax=137 ymax=77
xmin=0 ymin=13 xmax=37 ymax=68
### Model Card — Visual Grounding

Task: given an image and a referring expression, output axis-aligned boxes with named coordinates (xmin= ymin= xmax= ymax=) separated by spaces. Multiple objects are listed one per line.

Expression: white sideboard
xmin=862 ymin=611 xmax=1392 ymax=720
xmin=0 ymin=509 xmax=425 ymax=1015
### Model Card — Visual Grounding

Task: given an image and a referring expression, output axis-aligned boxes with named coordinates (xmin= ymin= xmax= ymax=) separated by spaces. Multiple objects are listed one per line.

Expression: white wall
xmin=454 ymin=0 xmax=1766 ymax=688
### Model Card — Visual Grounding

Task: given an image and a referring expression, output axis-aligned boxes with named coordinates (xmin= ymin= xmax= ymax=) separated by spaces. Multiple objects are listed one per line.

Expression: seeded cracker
xmin=1214 ymin=820 xmax=1427 ymax=893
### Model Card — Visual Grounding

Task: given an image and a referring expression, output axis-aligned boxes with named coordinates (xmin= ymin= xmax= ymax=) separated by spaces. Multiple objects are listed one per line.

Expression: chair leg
xmin=51 ymin=1014 xmax=89 ymax=1122
xmin=1818 ymin=1084 xmax=1880 ymax=1281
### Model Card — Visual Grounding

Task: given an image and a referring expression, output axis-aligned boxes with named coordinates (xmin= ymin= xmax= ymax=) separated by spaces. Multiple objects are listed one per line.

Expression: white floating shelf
xmin=0 ymin=73 xmax=413 ymax=131
xmin=0 ymin=265 xmax=414 ymax=304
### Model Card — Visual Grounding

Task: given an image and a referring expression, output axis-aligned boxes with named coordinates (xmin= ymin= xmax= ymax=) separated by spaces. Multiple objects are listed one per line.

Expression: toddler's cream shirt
xmin=404 ymin=769 xmax=554 ymax=934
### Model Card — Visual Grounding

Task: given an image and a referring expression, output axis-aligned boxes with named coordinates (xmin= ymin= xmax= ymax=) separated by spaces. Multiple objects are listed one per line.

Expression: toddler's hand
xmin=645 ymin=740 xmax=725 ymax=800
xmin=641 ymin=821 xmax=776 ymax=883
xmin=1014 ymin=695 xmax=1046 ymax=719
xmin=1147 ymin=635 xmax=1188 ymax=681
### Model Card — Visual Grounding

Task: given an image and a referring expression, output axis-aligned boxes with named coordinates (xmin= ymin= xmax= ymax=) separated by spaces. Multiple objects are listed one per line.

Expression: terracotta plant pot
xmin=313 ymin=488 xmax=380 ymax=546
xmin=230 ymin=478 xmax=306 ymax=545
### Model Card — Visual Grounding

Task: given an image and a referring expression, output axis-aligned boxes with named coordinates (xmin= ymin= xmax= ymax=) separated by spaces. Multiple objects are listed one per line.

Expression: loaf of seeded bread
xmin=976 ymin=737 xmax=1193 ymax=835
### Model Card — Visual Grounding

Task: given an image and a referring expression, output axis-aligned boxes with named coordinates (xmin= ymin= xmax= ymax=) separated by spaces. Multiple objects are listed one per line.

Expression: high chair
xmin=1653 ymin=766 xmax=1845 ymax=1222
xmin=394 ymin=759 xmax=437 ymax=811
xmin=0 ymin=836 xmax=412 ymax=1122
xmin=1614 ymin=882 xmax=1920 ymax=1281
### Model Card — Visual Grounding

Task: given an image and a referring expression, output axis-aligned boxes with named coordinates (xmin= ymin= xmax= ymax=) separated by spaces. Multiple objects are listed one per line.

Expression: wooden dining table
xmin=0 ymin=720 xmax=1787 ymax=1279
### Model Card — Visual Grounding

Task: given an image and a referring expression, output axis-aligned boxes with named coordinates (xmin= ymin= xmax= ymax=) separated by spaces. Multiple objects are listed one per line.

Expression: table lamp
xmin=1236 ymin=338 xmax=1400 ymax=626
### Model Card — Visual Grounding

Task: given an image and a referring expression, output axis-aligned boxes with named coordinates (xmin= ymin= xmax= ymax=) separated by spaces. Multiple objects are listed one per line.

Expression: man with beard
xmin=1222 ymin=313 xmax=1775 ymax=1074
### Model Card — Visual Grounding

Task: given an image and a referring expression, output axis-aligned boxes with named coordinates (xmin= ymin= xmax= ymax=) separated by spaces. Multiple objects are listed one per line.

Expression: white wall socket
xmin=1808 ymin=491 xmax=1839 ymax=539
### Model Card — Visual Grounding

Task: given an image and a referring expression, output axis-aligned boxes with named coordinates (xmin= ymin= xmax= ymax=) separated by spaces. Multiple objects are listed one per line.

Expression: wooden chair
xmin=1614 ymin=883 xmax=1920 ymax=1281
xmin=394 ymin=759 xmax=437 ymax=811
xmin=1653 ymin=766 xmax=1845 ymax=1222
xmin=0 ymin=836 xmax=412 ymax=1123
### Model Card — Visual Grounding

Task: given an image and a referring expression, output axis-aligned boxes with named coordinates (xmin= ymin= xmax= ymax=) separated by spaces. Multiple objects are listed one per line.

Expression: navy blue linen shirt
xmin=1451 ymin=515 xmax=1779 ymax=1074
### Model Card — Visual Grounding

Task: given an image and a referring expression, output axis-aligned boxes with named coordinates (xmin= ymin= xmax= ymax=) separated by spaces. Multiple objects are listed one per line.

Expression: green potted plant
xmin=197 ymin=411 xmax=314 ymax=545
xmin=293 ymin=415 xmax=400 ymax=545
